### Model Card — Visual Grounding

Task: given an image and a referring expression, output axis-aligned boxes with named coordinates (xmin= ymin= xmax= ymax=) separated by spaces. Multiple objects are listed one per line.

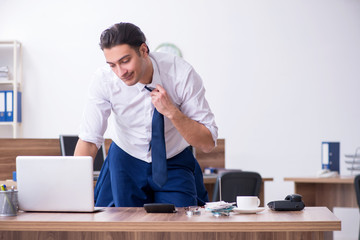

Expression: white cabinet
xmin=0 ymin=41 xmax=22 ymax=138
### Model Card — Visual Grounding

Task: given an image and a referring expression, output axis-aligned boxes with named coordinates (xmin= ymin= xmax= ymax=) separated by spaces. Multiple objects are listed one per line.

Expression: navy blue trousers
xmin=94 ymin=142 xmax=209 ymax=207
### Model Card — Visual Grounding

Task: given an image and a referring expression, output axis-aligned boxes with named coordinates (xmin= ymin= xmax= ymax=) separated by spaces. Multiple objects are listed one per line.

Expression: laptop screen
xmin=59 ymin=135 xmax=106 ymax=173
xmin=16 ymin=156 xmax=96 ymax=212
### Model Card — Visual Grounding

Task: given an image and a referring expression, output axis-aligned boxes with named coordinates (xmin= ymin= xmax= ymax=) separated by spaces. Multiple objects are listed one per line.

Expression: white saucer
xmin=232 ymin=207 xmax=265 ymax=214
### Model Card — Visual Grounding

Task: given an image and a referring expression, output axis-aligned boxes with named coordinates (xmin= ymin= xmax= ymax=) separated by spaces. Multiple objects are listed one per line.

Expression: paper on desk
xmin=205 ymin=201 xmax=235 ymax=211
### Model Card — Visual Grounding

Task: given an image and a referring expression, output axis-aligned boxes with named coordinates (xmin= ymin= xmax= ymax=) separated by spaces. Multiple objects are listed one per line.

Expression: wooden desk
xmin=204 ymin=175 xmax=273 ymax=206
xmin=0 ymin=207 xmax=340 ymax=240
xmin=284 ymin=176 xmax=356 ymax=210
xmin=284 ymin=176 xmax=355 ymax=240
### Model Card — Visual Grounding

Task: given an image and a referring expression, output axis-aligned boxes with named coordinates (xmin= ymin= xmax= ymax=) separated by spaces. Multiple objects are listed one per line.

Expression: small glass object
xmin=184 ymin=206 xmax=201 ymax=216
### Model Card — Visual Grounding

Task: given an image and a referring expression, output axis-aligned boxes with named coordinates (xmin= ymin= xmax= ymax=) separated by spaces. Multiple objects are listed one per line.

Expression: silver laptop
xmin=16 ymin=156 xmax=101 ymax=212
xmin=59 ymin=135 xmax=106 ymax=178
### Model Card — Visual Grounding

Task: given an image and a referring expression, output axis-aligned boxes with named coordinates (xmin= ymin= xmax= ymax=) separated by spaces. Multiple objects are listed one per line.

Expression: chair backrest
xmin=354 ymin=174 xmax=360 ymax=208
xmin=212 ymin=171 xmax=262 ymax=202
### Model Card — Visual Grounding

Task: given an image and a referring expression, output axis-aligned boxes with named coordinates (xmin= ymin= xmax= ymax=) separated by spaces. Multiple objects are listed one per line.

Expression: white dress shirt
xmin=79 ymin=52 xmax=218 ymax=163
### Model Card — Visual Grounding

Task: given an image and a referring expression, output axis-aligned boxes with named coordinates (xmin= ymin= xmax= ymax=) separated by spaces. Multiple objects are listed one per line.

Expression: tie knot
xmin=144 ymin=86 xmax=153 ymax=92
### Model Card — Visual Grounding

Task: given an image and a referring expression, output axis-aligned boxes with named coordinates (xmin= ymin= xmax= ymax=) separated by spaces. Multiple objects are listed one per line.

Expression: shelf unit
xmin=345 ymin=149 xmax=360 ymax=175
xmin=0 ymin=41 xmax=22 ymax=138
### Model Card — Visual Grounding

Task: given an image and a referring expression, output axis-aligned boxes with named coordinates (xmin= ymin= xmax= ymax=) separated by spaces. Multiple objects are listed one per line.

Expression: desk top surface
xmin=203 ymin=175 xmax=273 ymax=184
xmin=0 ymin=207 xmax=340 ymax=232
xmin=284 ymin=175 xmax=354 ymax=184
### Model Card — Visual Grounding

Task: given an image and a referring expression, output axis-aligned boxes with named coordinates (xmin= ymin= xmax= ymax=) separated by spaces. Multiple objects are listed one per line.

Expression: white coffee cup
xmin=236 ymin=196 xmax=260 ymax=210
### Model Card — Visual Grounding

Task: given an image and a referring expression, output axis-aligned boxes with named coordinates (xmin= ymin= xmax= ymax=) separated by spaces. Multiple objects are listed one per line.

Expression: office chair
xmin=212 ymin=171 xmax=262 ymax=202
xmin=354 ymin=174 xmax=360 ymax=240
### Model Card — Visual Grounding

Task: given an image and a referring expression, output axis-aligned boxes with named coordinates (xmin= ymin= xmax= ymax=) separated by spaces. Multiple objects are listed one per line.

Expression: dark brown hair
xmin=99 ymin=22 xmax=149 ymax=53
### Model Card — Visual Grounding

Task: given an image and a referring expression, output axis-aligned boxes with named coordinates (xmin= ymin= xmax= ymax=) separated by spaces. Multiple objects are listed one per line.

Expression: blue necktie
xmin=145 ymin=86 xmax=167 ymax=187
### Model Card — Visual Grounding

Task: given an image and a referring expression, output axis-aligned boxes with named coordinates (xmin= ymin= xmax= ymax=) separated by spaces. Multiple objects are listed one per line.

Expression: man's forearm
xmin=74 ymin=139 xmax=98 ymax=160
xmin=150 ymin=84 xmax=215 ymax=153
xmin=169 ymin=109 xmax=215 ymax=153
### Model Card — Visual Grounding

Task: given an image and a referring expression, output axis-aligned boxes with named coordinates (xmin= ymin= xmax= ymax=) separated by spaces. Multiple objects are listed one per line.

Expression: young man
xmin=75 ymin=22 xmax=218 ymax=207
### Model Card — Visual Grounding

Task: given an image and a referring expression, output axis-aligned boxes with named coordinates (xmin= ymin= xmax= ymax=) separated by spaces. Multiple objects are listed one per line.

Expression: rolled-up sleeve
xmin=178 ymin=68 xmax=218 ymax=145
xmin=79 ymin=71 xmax=112 ymax=149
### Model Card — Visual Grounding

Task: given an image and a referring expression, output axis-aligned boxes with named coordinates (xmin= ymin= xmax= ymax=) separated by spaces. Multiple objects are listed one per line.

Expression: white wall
xmin=1 ymin=0 xmax=360 ymax=238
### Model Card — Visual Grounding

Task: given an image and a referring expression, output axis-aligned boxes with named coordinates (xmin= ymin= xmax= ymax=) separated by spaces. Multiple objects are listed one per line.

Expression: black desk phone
xmin=267 ymin=194 xmax=305 ymax=211
xmin=144 ymin=203 xmax=177 ymax=213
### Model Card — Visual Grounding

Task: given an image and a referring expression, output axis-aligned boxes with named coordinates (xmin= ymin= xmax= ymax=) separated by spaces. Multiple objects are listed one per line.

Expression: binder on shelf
xmin=0 ymin=91 xmax=5 ymax=121
xmin=4 ymin=90 xmax=21 ymax=123
xmin=321 ymin=142 xmax=340 ymax=172
xmin=17 ymin=91 xmax=22 ymax=122
xmin=5 ymin=90 xmax=13 ymax=121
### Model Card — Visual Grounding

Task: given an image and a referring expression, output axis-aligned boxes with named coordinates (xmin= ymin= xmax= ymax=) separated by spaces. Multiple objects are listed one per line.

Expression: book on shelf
xmin=0 ymin=66 xmax=9 ymax=81
xmin=0 ymin=66 xmax=9 ymax=72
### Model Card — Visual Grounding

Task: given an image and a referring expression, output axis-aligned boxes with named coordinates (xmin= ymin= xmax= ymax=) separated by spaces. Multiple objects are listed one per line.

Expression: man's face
xmin=104 ymin=44 xmax=149 ymax=86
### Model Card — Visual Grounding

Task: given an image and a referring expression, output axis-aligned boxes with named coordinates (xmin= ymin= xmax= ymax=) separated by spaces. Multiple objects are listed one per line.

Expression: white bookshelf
xmin=0 ymin=40 xmax=22 ymax=138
